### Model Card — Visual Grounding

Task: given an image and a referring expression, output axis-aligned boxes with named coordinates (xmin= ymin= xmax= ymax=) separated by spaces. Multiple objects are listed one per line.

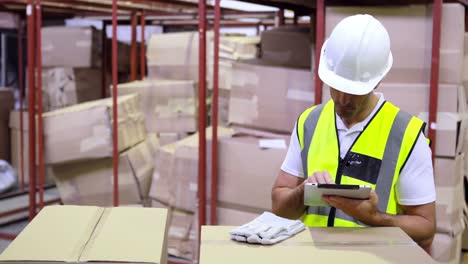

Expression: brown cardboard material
xmin=9 ymin=111 xmax=55 ymax=185
xmin=0 ymin=12 xmax=18 ymax=29
xmin=431 ymin=232 xmax=463 ymax=264
xmin=322 ymin=83 xmax=459 ymax=116
xmin=42 ymin=67 xmax=103 ymax=111
xmin=216 ymin=205 xmax=261 ymax=226
xmin=158 ymin=132 xmax=189 ymax=146
xmin=51 ymin=138 xmax=153 ymax=206
xmin=463 ymin=33 xmax=468 ymax=99
xmin=41 ymin=26 xmax=102 ymax=68
xmin=147 ymin=31 xmax=213 ymax=81
xmin=0 ymin=88 xmax=14 ymax=162
xmin=229 ymin=60 xmax=314 ymax=133
xmin=116 ymin=80 xmax=197 ymax=133
xmin=42 ymin=93 xmax=146 ymax=164
xmin=261 ymin=26 xmax=312 ymax=68
xmin=218 ymin=136 xmax=288 ymax=212
xmin=0 ymin=205 xmax=168 ymax=264
xmin=149 ymin=127 xmax=234 ymax=212
xmin=200 ymin=226 xmax=435 ymax=264
xmin=326 ymin=4 xmax=464 ymax=85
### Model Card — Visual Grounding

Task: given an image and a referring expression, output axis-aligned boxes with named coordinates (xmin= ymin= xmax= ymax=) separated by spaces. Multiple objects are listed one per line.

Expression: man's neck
xmin=341 ymin=93 xmax=379 ymax=129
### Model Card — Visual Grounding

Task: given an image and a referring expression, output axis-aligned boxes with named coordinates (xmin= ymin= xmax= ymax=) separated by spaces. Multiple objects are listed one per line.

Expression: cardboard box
xmin=116 ymin=80 xmax=197 ymax=133
xmin=322 ymin=83 xmax=459 ymax=116
xmin=42 ymin=93 xmax=146 ymax=164
xmin=200 ymin=226 xmax=436 ymax=263
xmin=431 ymin=232 xmax=463 ymax=264
xmin=418 ymin=112 xmax=466 ymax=158
xmin=0 ymin=12 xmax=18 ymax=29
xmin=0 ymin=88 xmax=14 ymax=162
xmin=261 ymin=26 xmax=312 ymax=68
xmin=147 ymin=31 xmax=213 ymax=81
xmin=52 ymin=138 xmax=154 ymax=206
xmin=0 ymin=205 xmax=168 ymax=264
xmin=149 ymin=127 xmax=234 ymax=212
xmin=216 ymin=205 xmax=260 ymax=226
xmin=229 ymin=60 xmax=314 ymax=133
xmin=463 ymin=33 xmax=468 ymax=100
xmin=326 ymin=4 xmax=465 ymax=85
xmin=9 ymin=111 xmax=55 ymax=185
xmin=218 ymin=136 xmax=288 ymax=212
xmin=42 ymin=67 xmax=103 ymax=112
xmin=42 ymin=26 xmax=102 ymax=68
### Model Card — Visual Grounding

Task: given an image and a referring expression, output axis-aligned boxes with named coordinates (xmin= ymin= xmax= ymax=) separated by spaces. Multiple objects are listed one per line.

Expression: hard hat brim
xmin=318 ymin=40 xmax=393 ymax=96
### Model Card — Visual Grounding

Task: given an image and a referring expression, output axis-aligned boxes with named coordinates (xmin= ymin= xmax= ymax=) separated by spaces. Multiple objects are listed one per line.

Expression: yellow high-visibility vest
xmin=297 ymin=99 xmax=426 ymax=227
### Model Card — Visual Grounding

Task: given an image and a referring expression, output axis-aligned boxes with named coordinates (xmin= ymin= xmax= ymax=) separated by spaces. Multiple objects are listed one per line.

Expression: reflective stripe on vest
xmin=298 ymin=100 xmax=425 ymax=227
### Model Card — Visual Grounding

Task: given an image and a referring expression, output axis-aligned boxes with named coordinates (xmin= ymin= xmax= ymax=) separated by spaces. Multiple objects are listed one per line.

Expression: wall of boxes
xmin=0 ymin=2 xmax=467 ymax=264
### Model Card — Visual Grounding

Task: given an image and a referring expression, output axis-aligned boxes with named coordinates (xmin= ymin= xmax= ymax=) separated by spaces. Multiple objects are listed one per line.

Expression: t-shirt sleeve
xmin=396 ymin=133 xmax=436 ymax=206
xmin=280 ymin=123 xmax=305 ymax=178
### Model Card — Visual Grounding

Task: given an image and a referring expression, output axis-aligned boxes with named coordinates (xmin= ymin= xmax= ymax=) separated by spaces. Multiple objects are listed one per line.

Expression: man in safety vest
xmin=271 ymin=14 xmax=436 ymax=249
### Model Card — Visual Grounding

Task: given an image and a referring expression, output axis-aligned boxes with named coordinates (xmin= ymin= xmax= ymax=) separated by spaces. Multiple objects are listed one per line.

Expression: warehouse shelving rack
xmin=0 ymin=0 xmax=466 ymax=263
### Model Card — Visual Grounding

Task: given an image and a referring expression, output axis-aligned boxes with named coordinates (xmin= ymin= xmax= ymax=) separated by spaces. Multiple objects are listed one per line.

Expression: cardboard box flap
xmin=309 ymin=227 xmax=414 ymax=245
xmin=80 ymin=207 xmax=168 ymax=263
xmin=0 ymin=205 xmax=103 ymax=262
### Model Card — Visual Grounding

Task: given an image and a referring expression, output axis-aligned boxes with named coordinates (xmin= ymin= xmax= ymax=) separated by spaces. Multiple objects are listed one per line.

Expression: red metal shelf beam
xmin=111 ymin=0 xmax=119 ymax=207
xmin=314 ymin=0 xmax=324 ymax=105
xmin=35 ymin=0 xmax=44 ymax=210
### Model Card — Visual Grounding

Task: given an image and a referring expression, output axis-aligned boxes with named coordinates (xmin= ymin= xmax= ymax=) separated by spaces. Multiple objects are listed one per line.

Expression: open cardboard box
xmin=0 ymin=205 xmax=169 ymax=264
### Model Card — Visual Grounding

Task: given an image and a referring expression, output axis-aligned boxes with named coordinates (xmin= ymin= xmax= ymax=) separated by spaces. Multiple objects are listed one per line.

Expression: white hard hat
xmin=318 ymin=14 xmax=393 ymax=95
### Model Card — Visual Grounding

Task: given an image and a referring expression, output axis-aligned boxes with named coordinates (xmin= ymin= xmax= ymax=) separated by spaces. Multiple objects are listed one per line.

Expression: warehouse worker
xmin=271 ymin=14 xmax=436 ymax=249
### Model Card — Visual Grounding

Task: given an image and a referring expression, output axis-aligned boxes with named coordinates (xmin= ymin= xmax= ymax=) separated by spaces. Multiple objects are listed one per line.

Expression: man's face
xmin=330 ymin=88 xmax=372 ymax=121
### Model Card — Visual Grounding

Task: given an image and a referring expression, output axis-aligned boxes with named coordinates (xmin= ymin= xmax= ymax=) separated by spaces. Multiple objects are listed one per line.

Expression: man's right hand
xmin=305 ymin=170 xmax=335 ymax=184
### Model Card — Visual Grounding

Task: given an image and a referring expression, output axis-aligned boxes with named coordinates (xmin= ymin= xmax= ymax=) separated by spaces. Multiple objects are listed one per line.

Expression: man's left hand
xmin=322 ymin=190 xmax=383 ymax=226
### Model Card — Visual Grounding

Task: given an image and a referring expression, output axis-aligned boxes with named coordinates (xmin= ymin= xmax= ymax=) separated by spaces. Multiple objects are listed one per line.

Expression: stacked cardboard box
xmin=0 ymin=88 xmax=14 ymax=162
xmin=147 ymin=31 xmax=212 ymax=82
xmin=207 ymin=36 xmax=260 ymax=125
xmin=9 ymin=111 xmax=55 ymax=185
xmin=41 ymin=67 xmax=103 ymax=112
xmin=0 ymin=12 xmax=18 ymax=29
xmin=116 ymin=79 xmax=197 ymax=133
xmin=41 ymin=94 xmax=151 ymax=206
xmin=228 ymin=59 xmax=314 ymax=133
xmin=149 ymin=127 xmax=234 ymax=260
xmin=260 ymin=26 xmax=313 ymax=68
xmin=41 ymin=26 xmax=104 ymax=111
xmin=325 ymin=4 xmax=466 ymax=263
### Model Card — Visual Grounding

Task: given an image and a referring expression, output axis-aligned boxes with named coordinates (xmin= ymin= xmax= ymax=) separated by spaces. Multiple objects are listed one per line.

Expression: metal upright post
xmin=428 ymin=0 xmax=442 ymax=163
xmin=26 ymin=0 xmax=37 ymax=220
xmin=314 ymin=0 xmax=324 ymax=105
xmin=210 ymin=0 xmax=221 ymax=225
xmin=36 ymin=0 xmax=44 ymax=209
xmin=130 ymin=11 xmax=138 ymax=81
xmin=102 ymin=21 xmax=108 ymax=98
xmin=140 ymin=10 xmax=146 ymax=80
xmin=198 ymin=0 xmax=207 ymax=229
xmin=111 ymin=0 xmax=119 ymax=207
xmin=17 ymin=16 xmax=25 ymax=191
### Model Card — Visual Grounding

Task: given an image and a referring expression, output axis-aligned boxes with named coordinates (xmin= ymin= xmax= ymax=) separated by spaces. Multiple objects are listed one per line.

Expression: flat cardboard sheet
xmin=0 ymin=205 xmax=168 ymax=264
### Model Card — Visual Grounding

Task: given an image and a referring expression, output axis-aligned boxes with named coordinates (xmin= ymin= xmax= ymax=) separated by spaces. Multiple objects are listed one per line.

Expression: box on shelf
xmin=42 ymin=67 xmax=103 ymax=112
xmin=42 ymin=26 xmax=102 ymax=68
xmin=0 ymin=205 xmax=168 ymax=264
xmin=116 ymin=80 xmax=197 ymax=133
xmin=261 ymin=26 xmax=313 ymax=68
xmin=42 ymin=93 xmax=145 ymax=165
xmin=147 ymin=31 xmax=213 ymax=81
xmin=0 ymin=12 xmax=18 ymax=29
xmin=52 ymin=138 xmax=154 ymax=206
xmin=0 ymin=88 xmax=14 ymax=162
xmin=229 ymin=60 xmax=314 ymax=133
xmin=326 ymin=4 xmax=465 ymax=85
xmin=431 ymin=231 xmax=463 ymax=264
xmin=9 ymin=111 xmax=56 ymax=185
xmin=149 ymin=127 xmax=234 ymax=212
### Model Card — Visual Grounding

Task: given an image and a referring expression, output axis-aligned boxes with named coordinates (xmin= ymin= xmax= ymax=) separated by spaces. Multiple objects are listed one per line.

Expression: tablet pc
xmin=304 ymin=183 xmax=372 ymax=206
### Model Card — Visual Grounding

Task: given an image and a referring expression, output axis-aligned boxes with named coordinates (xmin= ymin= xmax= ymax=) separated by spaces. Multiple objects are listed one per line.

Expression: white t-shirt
xmin=281 ymin=93 xmax=436 ymax=206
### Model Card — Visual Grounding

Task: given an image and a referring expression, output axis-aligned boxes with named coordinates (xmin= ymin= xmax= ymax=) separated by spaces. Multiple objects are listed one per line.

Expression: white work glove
xmin=229 ymin=212 xmax=305 ymax=245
